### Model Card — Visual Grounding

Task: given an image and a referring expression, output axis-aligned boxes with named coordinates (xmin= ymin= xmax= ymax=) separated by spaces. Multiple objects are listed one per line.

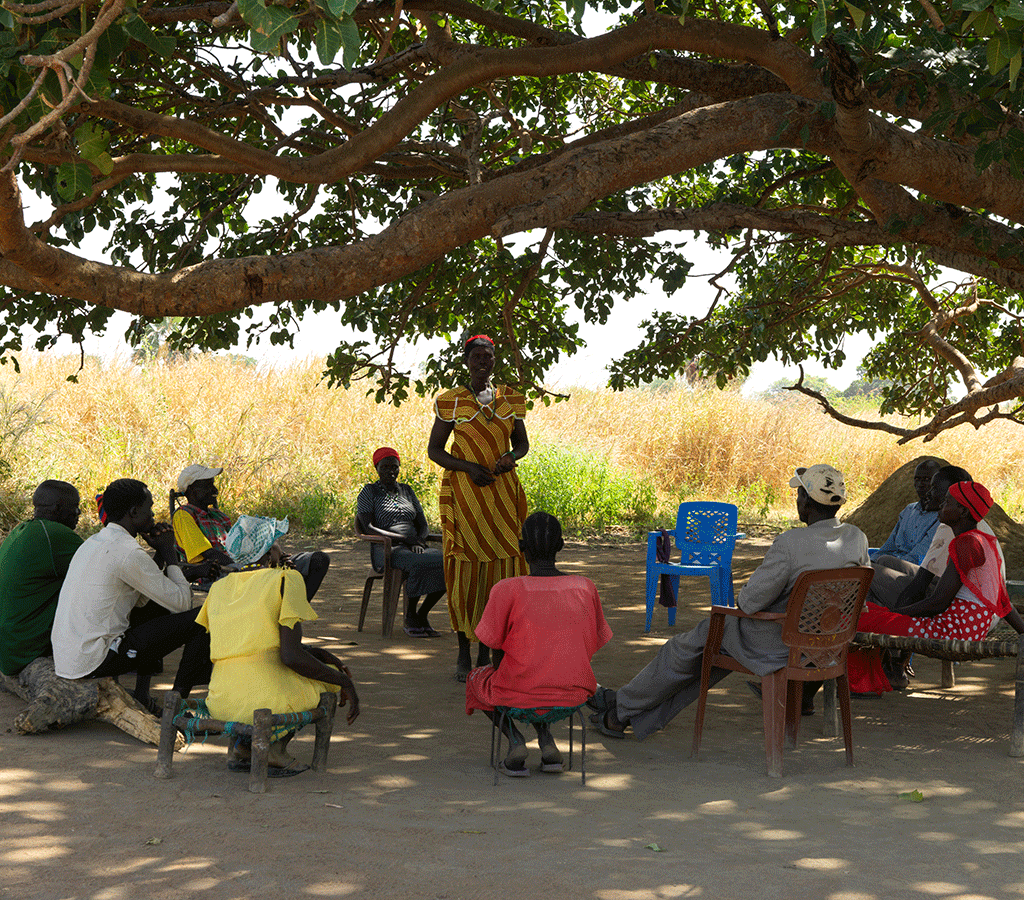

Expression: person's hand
xmin=338 ymin=683 xmax=360 ymax=724
xmin=492 ymin=452 xmax=516 ymax=475
xmin=411 ymin=544 xmax=426 ymax=554
xmin=466 ymin=463 xmax=496 ymax=486
xmin=142 ymin=522 xmax=178 ymax=559
xmin=198 ymin=560 xmax=220 ymax=580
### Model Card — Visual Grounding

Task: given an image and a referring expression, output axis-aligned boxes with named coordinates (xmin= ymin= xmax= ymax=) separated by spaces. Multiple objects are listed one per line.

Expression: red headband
xmin=948 ymin=481 xmax=993 ymax=520
xmin=464 ymin=334 xmax=494 ymax=347
xmin=372 ymin=447 xmax=399 ymax=467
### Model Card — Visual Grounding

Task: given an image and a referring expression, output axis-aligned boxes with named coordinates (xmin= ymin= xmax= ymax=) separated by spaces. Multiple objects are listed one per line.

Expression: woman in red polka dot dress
xmin=848 ymin=481 xmax=1024 ymax=694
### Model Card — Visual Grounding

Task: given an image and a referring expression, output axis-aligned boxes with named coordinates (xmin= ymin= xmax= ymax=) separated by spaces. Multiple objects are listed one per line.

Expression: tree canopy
xmin=2 ymin=0 xmax=1024 ymax=440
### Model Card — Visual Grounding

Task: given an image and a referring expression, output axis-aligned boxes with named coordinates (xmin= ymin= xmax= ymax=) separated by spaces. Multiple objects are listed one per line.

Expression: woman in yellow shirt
xmin=196 ymin=522 xmax=359 ymax=776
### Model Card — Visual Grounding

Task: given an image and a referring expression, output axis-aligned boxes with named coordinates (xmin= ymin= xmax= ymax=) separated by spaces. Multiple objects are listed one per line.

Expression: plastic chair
xmin=691 ymin=566 xmax=874 ymax=777
xmin=354 ymin=516 xmax=440 ymax=637
xmin=644 ymin=502 xmax=745 ymax=632
xmin=155 ymin=689 xmax=338 ymax=793
xmin=490 ymin=704 xmax=588 ymax=785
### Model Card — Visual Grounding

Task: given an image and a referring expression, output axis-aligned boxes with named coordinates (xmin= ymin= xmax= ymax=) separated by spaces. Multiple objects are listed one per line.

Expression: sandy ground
xmin=2 ymin=534 xmax=1023 ymax=900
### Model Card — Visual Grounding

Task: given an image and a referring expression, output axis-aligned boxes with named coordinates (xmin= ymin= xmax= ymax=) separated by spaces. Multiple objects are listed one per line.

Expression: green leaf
xmin=324 ymin=0 xmax=349 ymax=18
xmin=645 ymin=843 xmax=664 ymax=851
xmin=339 ymin=15 xmax=360 ymax=69
xmin=843 ymin=1 xmax=866 ymax=29
xmin=1010 ymin=49 xmax=1022 ymax=86
xmin=314 ymin=17 xmax=344 ymax=64
xmin=260 ymin=5 xmax=301 ymax=41
xmin=0 ymin=7 xmax=14 ymax=28
xmin=120 ymin=13 xmax=176 ymax=57
xmin=677 ymin=0 xmax=690 ymax=25
xmin=987 ymin=33 xmax=1004 ymax=73
xmin=898 ymin=790 xmax=924 ymax=802
xmin=55 ymin=163 xmax=92 ymax=200
xmin=811 ymin=1 xmax=828 ymax=42
xmin=236 ymin=0 xmax=265 ymax=23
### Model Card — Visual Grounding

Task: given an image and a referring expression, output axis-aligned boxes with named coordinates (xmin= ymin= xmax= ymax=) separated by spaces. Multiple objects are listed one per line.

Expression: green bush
xmin=518 ymin=445 xmax=657 ymax=535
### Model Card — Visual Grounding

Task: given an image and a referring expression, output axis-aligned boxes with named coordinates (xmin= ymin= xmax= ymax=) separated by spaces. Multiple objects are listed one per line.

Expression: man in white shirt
xmin=868 ymin=464 xmax=1005 ymax=612
xmin=52 ymin=479 xmax=211 ymax=711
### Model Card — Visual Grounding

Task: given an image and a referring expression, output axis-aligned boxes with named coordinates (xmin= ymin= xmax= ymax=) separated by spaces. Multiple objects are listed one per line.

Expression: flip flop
xmin=420 ymin=626 xmax=443 ymax=637
xmin=267 ymin=763 xmax=310 ymax=778
xmin=403 ymin=624 xmax=427 ymax=637
xmin=589 ymin=710 xmax=626 ymax=739
xmin=497 ymin=761 xmax=530 ymax=778
xmin=539 ymin=750 xmax=564 ymax=774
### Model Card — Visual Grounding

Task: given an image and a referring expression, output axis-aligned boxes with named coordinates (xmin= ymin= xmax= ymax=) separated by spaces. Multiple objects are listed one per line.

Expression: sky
xmin=37 ymin=228 xmax=871 ymax=396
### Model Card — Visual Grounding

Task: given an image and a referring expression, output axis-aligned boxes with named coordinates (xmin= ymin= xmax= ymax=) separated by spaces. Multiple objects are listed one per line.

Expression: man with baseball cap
xmin=172 ymin=465 xmax=330 ymax=601
xmin=587 ymin=463 xmax=869 ymax=740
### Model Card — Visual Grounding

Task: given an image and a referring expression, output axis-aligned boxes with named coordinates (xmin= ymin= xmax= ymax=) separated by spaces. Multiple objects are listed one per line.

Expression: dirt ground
xmin=3 ymin=533 xmax=1024 ymax=900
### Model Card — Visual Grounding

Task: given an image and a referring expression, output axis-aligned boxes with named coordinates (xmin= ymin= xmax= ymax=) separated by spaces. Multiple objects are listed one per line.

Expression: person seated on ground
xmin=871 ymin=458 xmax=943 ymax=564
xmin=51 ymin=479 xmax=212 ymax=713
xmin=0 ymin=481 xmax=82 ymax=678
xmin=587 ymin=464 xmax=869 ymax=739
xmin=849 ymin=481 xmax=1024 ymax=694
xmin=171 ymin=464 xmax=329 ymax=602
xmin=356 ymin=447 xmax=447 ymax=636
xmin=465 ymin=511 xmax=612 ymax=776
xmin=195 ymin=517 xmax=359 ymax=778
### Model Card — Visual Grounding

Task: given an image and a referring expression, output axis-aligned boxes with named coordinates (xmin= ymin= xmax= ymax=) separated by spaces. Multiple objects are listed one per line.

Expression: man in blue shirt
xmin=871 ymin=458 xmax=942 ymax=564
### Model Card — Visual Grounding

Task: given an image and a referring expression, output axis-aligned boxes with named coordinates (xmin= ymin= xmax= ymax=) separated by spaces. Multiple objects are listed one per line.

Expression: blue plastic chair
xmin=645 ymin=502 xmax=745 ymax=632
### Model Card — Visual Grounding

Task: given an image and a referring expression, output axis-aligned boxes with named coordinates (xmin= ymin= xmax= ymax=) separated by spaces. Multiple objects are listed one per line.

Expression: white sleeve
xmin=118 ymin=546 xmax=193 ymax=613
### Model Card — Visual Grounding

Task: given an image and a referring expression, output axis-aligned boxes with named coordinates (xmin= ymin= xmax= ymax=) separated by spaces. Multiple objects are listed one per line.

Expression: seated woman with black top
xmin=356 ymin=447 xmax=447 ymax=637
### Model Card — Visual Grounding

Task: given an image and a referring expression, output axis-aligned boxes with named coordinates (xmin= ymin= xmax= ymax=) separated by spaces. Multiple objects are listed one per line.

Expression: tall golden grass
xmin=1 ymin=353 xmax=1022 ymax=532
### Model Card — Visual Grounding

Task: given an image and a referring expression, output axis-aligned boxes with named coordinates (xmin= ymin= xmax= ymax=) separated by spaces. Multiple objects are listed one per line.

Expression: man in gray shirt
xmin=590 ymin=464 xmax=869 ymax=740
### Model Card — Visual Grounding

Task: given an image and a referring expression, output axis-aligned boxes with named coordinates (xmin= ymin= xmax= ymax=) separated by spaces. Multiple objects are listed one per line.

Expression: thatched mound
xmin=844 ymin=455 xmax=1024 ymax=579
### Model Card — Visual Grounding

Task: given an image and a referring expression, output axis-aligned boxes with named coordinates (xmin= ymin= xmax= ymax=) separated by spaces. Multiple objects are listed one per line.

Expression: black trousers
xmin=87 ymin=605 xmax=212 ymax=697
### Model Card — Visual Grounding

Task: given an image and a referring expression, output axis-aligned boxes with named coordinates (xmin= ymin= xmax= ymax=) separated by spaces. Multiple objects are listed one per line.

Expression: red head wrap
xmin=372 ymin=447 xmax=399 ymax=467
xmin=948 ymin=481 xmax=993 ymax=521
xmin=464 ymin=334 xmax=494 ymax=347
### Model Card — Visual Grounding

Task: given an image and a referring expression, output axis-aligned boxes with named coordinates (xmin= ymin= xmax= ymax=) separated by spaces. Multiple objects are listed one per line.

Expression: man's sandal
xmin=589 ymin=710 xmax=626 ymax=739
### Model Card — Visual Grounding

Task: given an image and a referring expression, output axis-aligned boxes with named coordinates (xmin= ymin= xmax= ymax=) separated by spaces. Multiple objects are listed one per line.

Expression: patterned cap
xmin=177 ymin=464 xmax=223 ymax=493
xmin=789 ymin=464 xmax=847 ymax=506
xmin=224 ymin=515 xmax=290 ymax=568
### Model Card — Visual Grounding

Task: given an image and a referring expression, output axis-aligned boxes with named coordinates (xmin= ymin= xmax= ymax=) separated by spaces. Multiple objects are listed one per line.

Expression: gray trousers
xmin=616 ymin=618 xmax=731 ymax=741
xmin=870 ymin=555 xmax=935 ymax=610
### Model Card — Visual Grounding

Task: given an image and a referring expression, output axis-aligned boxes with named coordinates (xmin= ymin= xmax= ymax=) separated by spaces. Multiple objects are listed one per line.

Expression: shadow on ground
xmin=2 ymin=536 xmax=1022 ymax=899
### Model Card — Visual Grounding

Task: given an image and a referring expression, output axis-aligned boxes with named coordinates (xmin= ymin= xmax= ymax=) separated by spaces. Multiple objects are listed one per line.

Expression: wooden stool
xmin=154 ymin=690 xmax=338 ymax=793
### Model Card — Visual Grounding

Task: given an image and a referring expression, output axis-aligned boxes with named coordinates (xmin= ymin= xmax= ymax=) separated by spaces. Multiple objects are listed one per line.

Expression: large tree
xmin=2 ymin=0 xmax=1024 ymax=439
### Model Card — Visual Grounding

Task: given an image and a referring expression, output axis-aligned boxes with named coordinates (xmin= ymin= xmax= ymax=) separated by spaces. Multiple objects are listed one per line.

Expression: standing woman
xmin=428 ymin=334 xmax=529 ymax=680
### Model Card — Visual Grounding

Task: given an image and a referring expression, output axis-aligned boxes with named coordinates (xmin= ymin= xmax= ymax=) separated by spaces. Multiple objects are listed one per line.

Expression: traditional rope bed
xmin=848 ymin=623 xmax=1024 ymax=757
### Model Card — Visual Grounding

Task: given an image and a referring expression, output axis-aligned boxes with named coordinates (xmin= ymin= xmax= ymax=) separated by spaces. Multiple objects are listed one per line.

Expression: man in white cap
xmin=172 ymin=465 xmax=330 ymax=601
xmin=587 ymin=464 xmax=869 ymax=740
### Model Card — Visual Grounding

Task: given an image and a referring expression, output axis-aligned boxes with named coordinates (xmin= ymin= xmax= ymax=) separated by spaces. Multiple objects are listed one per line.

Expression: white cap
xmin=177 ymin=464 xmax=223 ymax=494
xmin=789 ymin=464 xmax=847 ymax=506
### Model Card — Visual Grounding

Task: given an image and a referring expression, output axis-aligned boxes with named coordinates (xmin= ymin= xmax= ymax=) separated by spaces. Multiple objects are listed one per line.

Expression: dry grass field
xmin=1 ymin=352 xmax=1022 ymax=533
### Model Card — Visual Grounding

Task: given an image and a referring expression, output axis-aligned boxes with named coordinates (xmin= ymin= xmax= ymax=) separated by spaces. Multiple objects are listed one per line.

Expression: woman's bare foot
xmin=536 ymin=725 xmax=563 ymax=772
xmin=500 ymin=735 xmax=529 ymax=776
xmin=267 ymin=737 xmax=297 ymax=770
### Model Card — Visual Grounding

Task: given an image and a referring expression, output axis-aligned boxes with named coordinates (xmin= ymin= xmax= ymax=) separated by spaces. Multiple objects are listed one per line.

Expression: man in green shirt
xmin=0 ymin=480 xmax=82 ymax=676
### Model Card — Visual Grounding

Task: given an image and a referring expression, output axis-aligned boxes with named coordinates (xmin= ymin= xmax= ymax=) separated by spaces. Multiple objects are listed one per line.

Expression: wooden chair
xmin=354 ymin=516 xmax=440 ymax=637
xmin=155 ymin=689 xmax=338 ymax=793
xmin=692 ymin=566 xmax=874 ymax=777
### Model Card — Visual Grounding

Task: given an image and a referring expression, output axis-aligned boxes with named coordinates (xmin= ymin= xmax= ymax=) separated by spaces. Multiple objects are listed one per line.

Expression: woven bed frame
xmin=847 ymin=625 xmax=1024 ymax=757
